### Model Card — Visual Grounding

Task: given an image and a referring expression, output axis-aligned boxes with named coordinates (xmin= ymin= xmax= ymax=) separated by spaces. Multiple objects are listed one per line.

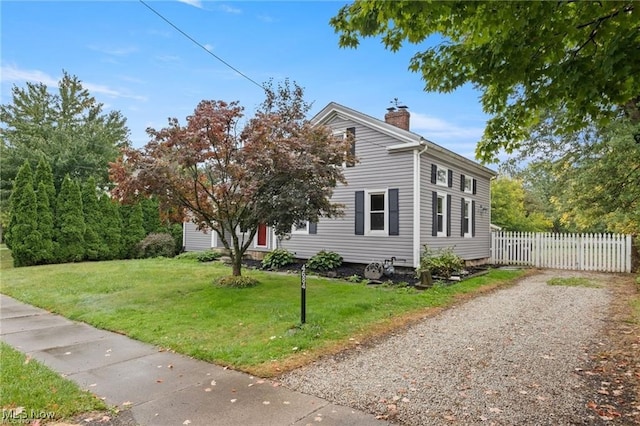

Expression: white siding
xmin=419 ymin=154 xmax=493 ymax=262
xmin=183 ymin=222 xmax=214 ymax=251
xmin=281 ymin=117 xmax=415 ymax=268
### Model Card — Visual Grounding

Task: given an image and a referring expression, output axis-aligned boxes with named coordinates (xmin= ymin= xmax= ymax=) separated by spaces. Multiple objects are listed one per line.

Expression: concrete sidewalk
xmin=0 ymin=294 xmax=387 ymax=426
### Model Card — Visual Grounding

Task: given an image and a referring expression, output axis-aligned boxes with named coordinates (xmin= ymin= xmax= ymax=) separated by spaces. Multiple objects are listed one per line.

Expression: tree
xmin=55 ymin=175 xmax=85 ymax=263
xmin=5 ymin=162 xmax=43 ymax=266
xmin=82 ymin=177 xmax=105 ymax=261
xmin=34 ymin=157 xmax=56 ymax=213
xmin=141 ymin=197 xmax=163 ymax=235
xmin=0 ymin=71 xmax=130 ymax=224
xmin=491 ymin=176 xmax=551 ymax=232
xmin=501 ymin=116 xmax=639 ymax=234
xmin=330 ymin=1 xmax=640 ymax=162
xmin=35 ymin=181 xmax=55 ymax=264
xmin=120 ymin=202 xmax=145 ymax=259
xmin=110 ymin=80 xmax=353 ymax=276
xmin=550 ymin=120 xmax=639 ymax=234
xmin=98 ymin=195 xmax=123 ymax=260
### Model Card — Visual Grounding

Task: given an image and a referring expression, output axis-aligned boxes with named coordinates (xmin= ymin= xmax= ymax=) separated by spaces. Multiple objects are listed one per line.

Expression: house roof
xmin=311 ymin=102 xmax=497 ymax=177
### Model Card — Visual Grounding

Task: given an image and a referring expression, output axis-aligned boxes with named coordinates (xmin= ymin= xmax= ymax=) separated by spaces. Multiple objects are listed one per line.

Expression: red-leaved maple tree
xmin=110 ymin=81 xmax=353 ymax=276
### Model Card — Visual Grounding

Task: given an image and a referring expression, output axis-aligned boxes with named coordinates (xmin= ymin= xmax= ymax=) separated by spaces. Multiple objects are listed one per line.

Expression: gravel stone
xmin=281 ymin=270 xmax=613 ymax=425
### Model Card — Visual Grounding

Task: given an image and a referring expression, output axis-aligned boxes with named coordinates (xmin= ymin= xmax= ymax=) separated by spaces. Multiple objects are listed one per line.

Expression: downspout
xmin=413 ymin=141 xmax=428 ymax=268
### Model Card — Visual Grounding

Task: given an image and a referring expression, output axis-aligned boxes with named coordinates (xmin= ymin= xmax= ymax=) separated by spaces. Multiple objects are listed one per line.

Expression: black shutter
xmin=309 ymin=222 xmax=317 ymax=234
xmin=446 ymin=194 xmax=452 ymax=236
xmin=432 ymin=191 xmax=438 ymax=236
xmin=447 ymin=170 xmax=453 ymax=188
xmin=471 ymin=200 xmax=476 ymax=237
xmin=460 ymin=174 xmax=466 ymax=191
xmin=388 ymin=188 xmax=399 ymax=236
xmin=355 ymin=191 xmax=364 ymax=235
xmin=346 ymin=127 xmax=356 ymax=167
xmin=472 ymin=179 xmax=477 ymax=195
xmin=431 ymin=164 xmax=437 ymax=184
xmin=460 ymin=198 xmax=466 ymax=237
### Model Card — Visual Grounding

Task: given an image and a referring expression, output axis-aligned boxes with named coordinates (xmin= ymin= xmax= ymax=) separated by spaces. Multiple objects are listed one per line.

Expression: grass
xmin=1 ymin=256 xmax=524 ymax=376
xmin=0 ymin=244 xmax=13 ymax=270
xmin=0 ymin=342 xmax=106 ymax=422
xmin=547 ymin=276 xmax=601 ymax=288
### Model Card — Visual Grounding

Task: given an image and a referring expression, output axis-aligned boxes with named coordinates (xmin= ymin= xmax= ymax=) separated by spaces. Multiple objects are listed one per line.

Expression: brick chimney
xmin=384 ymin=106 xmax=410 ymax=131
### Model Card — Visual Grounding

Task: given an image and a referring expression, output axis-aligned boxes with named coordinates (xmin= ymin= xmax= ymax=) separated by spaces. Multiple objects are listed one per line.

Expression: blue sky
xmin=1 ymin=0 xmax=490 ymax=162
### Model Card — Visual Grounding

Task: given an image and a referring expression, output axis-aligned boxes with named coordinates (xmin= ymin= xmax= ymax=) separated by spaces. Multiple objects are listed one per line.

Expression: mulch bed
xmin=243 ymin=258 xmax=492 ymax=287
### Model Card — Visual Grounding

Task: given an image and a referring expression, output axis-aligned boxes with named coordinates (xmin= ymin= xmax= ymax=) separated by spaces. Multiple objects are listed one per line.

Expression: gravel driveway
xmin=281 ymin=270 xmax=614 ymax=425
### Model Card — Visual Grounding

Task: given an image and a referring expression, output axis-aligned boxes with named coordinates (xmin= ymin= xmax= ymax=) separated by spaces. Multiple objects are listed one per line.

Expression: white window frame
xmin=464 ymin=175 xmax=474 ymax=194
xmin=463 ymin=199 xmax=472 ymax=238
xmin=436 ymin=165 xmax=449 ymax=187
xmin=365 ymin=189 xmax=388 ymax=235
xmin=291 ymin=220 xmax=309 ymax=235
xmin=436 ymin=192 xmax=447 ymax=237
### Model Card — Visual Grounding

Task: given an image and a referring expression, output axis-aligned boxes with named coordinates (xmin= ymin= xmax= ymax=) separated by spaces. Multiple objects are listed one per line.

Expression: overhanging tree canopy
xmin=110 ymin=81 xmax=353 ymax=276
xmin=330 ymin=1 xmax=640 ymax=162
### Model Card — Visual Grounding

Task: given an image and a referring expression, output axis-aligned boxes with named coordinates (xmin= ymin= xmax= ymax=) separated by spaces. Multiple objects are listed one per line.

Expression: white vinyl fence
xmin=491 ymin=232 xmax=633 ymax=273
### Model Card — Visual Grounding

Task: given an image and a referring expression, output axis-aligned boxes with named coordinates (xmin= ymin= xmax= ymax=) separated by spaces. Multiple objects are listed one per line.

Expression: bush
xmin=216 ymin=275 xmax=259 ymax=288
xmin=197 ymin=250 xmax=222 ymax=262
xmin=262 ymin=249 xmax=295 ymax=270
xmin=174 ymin=251 xmax=201 ymax=261
xmin=417 ymin=246 xmax=464 ymax=279
xmin=307 ymin=250 xmax=342 ymax=271
xmin=136 ymin=233 xmax=176 ymax=259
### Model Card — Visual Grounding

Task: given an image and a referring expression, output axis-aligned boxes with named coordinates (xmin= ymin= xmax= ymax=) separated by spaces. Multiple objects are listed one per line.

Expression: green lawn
xmin=0 ymin=342 xmax=106 ymax=422
xmin=1 ymin=256 xmax=523 ymax=376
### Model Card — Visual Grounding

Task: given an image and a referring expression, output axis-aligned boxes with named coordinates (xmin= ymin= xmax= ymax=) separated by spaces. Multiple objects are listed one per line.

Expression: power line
xmin=138 ymin=0 xmax=265 ymax=91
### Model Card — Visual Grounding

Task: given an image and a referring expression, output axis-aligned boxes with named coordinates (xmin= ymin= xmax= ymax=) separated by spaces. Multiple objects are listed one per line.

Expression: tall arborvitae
xmin=7 ymin=162 xmax=42 ymax=266
xmin=98 ymin=195 xmax=122 ymax=260
xmin=35 ymin=181 xmax=54 ymax=264
xmin=121 ymin=202 xmax=145 ymax=258
xmin=141 ymin=197 xmax=162 ymax=235
xmin=55 ymin=175 xmax=85 ymax=262
xmin=34 ymin=157 xmax=56 ymax=212
xmin=81 ymin=177 xmax=105 ymax=260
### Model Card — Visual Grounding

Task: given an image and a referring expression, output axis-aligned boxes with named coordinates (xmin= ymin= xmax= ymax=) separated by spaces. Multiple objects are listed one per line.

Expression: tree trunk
xmin=231 ymin=251 xmax=243 ymax=276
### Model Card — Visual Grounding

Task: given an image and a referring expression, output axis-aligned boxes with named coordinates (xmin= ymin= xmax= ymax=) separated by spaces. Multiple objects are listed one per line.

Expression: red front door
xmin=257 ymin=223 xmax=268 ymax=247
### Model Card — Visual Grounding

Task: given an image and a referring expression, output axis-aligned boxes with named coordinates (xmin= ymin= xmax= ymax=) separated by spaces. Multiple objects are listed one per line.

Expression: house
xmin=183 ymin=102 xmax=497 ymax=269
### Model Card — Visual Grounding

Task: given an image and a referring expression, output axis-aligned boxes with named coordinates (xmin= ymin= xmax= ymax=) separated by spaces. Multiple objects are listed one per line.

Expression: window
xmin=336 ymin=127 xmax=356 ymax=168
xmin=461 ymin=174 xmax=476 ymax=194
xmin=432 ymin=191 xmax=451 ymax=237
xmin=436 ymin=193 xmax=447 ymax=237
xmin=462 ymin=199 xmax=471 ymax=237
xmin=365 ymin=190 xmax=387 ymax=234
xmin=292 ymin=220 xmax=309 ymax=234
xmin=355 ymin=189 xmax=399 ymax=236
xmin=437 ymin=167 xmax=448 ymax=186
xmin=369 ymin=192 xmax=386 ymax=231
xmin=345 ymin=127 xmax=356 ymax=167
xmin=431 ymin=164 xmax=452 ymax=187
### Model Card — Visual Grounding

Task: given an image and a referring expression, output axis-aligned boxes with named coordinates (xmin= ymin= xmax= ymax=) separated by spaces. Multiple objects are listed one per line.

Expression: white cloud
xmin=155 ymin=54 xmax=181 ymax=63
xmin=410 ymin=111 xmax=485 ymax=141
xmin=88 ymin=45 xmax=138 ymax=56
xmin=257 ymin=14 xmax=275 ymax=23
xmin=0 ymin=65 xmax=147 ymax=102
xmin=203 ymin=43 xmax=214 ymax=52
xmin=218 ymin=4 xmax=241 ymax=14
xmin=177 ymin=0 xmax=203 ymax=8
xmin=0 ymin=65 xmax=58 ymax=86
